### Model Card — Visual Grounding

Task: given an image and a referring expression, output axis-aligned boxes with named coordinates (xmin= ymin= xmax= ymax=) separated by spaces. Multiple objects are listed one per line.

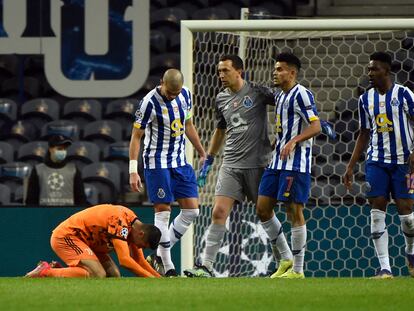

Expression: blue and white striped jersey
xmin=359 ymin=83 xmax=414 ymax=164
xmin=269 ymin=84 xmax=319 ymax=173
xmin=133 ymin=86 xmax=192 ymax=169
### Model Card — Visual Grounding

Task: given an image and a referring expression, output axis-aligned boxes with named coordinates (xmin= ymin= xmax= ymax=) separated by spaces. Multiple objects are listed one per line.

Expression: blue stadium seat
xmin=2 ymin=120 xmax=39 ymax=151
xmin=0 ymin=99 xmax=18 ymax=131
xmin=67 ymin=141 xmax=100 ymax=170
xmin=0 ymin=142 xmax=14 ymax=164
xmin=41 ymin=120 xmax=80 ymax=141
xmin=191 ymin=7 xmax=230 ymax=20
xmin=82 ymin=162 xmax=120 ymax=204
xmin=17 ymin=141 xmax=48 ymax=165
xmin=104 ymin=99 xmax=135 ymax=140
xmin=0 ymin=183 xmax=11 ymax=205
xmin=62 ymin=99 xmax=102 ymax=131
xmin=0 ymin=162 xmax=32 ymax=192
xmin=150 ymin=30 xmax=168 ymax=55
xmin=83 ymin=182 xmax=99 ymax=206
xmin=83 ymin=120 xmax=123 ymax=153
xmin=150 ymin=53 xmax=180 ymax=76
xmin=21 ymin=98 xmax=59 ymax=131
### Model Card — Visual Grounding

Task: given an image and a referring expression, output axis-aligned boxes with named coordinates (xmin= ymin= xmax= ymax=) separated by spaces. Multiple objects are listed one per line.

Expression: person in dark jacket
xmin=26 ymin=135 xmax=86 ymax=206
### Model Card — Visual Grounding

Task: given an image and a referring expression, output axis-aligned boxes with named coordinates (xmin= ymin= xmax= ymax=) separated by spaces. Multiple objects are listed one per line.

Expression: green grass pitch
xmin=0 ymin=277 xmax=412 ymax=311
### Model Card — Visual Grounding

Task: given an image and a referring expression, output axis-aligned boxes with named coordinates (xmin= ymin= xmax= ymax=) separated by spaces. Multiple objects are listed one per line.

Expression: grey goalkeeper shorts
xmin=215 ymin=166 xmax=265 ymax=203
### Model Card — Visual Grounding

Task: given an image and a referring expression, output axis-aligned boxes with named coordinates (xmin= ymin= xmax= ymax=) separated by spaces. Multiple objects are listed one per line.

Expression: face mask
xmin=53 ymin=150 xmax=67 ymax=162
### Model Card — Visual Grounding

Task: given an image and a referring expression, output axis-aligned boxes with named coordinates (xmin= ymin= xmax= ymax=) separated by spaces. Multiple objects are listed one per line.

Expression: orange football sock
xmin=46 ymin=267 xmax=90 ymax=278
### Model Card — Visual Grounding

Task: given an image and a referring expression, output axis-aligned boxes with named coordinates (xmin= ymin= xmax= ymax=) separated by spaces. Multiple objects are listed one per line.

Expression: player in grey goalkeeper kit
xmin=184 ymin=54 xmax=292 ymax=277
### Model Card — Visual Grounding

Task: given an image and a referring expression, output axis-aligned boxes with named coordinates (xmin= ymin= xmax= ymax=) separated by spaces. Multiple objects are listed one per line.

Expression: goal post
xmin=180 ymin=18 xmax=414 ymax=277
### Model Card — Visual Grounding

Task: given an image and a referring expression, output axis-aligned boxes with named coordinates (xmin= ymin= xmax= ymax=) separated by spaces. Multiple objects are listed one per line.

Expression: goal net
xmin=181 ymin=19 xmax=414 ymax=277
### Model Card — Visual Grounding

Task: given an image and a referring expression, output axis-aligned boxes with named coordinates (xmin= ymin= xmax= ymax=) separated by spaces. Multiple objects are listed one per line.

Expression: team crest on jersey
xmin=157 ymin=188 xmax=166 ymax=198
xmin=243 ymin=96 xmax=253 ymax=108
xmin=233 ymin=101 xmax=239 ymax=108
xmin=379 ymin=101 xmax=385 ymax=108
xmin=391 ymin=98 xmax=400 ymax=106
xmin=120 ymin=227 xmax=129 ymax=239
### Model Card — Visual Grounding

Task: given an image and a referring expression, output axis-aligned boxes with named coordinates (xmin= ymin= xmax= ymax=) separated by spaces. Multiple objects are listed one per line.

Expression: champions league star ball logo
xmin=47 ymin=172 xmax=65 ymax=191
xmin=120 ymin=227 xmax=129 ymax=239
xmin=198 ymin=217 xmax=273 ymax=277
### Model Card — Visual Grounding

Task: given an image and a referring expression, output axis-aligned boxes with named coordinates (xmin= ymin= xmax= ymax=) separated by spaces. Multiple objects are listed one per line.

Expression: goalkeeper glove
xmin=197 ymin=155 xmax=214 ymax=188
xmin=320 ymin=120 xmax=336 ymax=140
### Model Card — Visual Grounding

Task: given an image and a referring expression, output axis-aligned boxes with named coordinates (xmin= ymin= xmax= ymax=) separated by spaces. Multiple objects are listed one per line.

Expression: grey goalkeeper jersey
xmin=215 ymin=82 xmax=274 ymax=168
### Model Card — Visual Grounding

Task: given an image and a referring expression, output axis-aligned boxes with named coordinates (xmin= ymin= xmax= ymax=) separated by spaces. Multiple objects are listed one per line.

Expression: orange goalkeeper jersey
xmin=53 ymin=204 xmax=138 ymax=254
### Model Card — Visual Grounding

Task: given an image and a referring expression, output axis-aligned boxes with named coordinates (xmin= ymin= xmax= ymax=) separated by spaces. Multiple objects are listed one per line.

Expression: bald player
xmin=25 ymin=204 xmax=161 ymax=278
xmin=129 ymin=69 xmax=206 ymax=277
xmin=184 ymin=54 xmax=278 ymax=277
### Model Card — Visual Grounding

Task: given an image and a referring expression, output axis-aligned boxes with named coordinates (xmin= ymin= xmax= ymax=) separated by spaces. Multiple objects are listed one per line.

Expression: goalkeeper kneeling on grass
xmin=25 ymin=204 xmax=162 ymax=278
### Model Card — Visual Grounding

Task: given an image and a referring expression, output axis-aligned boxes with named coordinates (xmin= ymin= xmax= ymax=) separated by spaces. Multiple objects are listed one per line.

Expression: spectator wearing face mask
xmin=26 ymin=135 xmax=87 ymax=206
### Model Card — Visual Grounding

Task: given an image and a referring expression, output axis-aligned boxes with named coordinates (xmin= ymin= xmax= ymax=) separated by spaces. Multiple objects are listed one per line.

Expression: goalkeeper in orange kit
xmin=25 ymin=204 xmax=162 ymax=278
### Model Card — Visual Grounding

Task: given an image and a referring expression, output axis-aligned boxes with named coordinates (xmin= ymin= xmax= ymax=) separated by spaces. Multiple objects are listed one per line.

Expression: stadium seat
xmin=0 ymin=162 xmax=32 ymax=192
xmin=67 ymin=141 xmax=100 ymax=170
xmin=168 ymin=32 xmax=181 ymax=53
xmin=2 ymin=120 xmax=39 ymax=151
xmin=13 ymin=185 xmax=24 ymax=205
xmin=0 ymin=183 xmax=11 ymax=205
xmin=2 ymin=77 xmax=41 ymax=99
xmin=217 ymin=2 xmax=241 ymax=19
xmin=23 ymin=55 xmax=44 ymax=76
xmin=62 ymin=99 xmax=102 ymax=132
xmin=0 ymin=142 xmax=13 ymax=164
xmin=248 ymin=4 xmax=285 ymax=19
xmin=150 ymin=53 xmax=180 ymax=76
xmin=82 ymin=162 xmax=121 ymax=204
xmin=17 ymin=141 xmax=48 ymax=165
xmin=191 ymin=7 xmax=230 ymax=20
xmin=83 ymin=182 xmax=99 ymax=206
xmin=150 ymin=30 xmax=168 ymax=55
xmin=104 ymin=99 xmax=135 ymax=140
xmin=0 ymin=98 xmax=17 ymax=132
xmin=20 ymin=98 xmax=59 ymax=131
xmin=151 ymin=8 xmax=188 ymax=37
xmin=83 ymin=120 xmax=123 ymax=155
xmin=0 ymin=55 xmax=19 ymax=79
xmin=41 ymin=120 xmax=80 ymax=141
xmin=136 ymin=75 xmax=160 ymax=99
xmin=103 ymin=142 xmax=133 ymax=191
xmin=151 ymin=0 xmax=181 ymax=8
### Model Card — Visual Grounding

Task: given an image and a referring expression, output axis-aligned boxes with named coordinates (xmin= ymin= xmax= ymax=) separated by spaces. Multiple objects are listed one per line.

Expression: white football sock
xmin=399 ymin=213 xmax=414 ymax=255
xmin=202 ymin=223 xmax=226 ymax=271
xmin=371 ymin=209 xmax=390 ymax=271
xmin=291 ymin=225 xmax=307 ymax=274
xmin=260 ymin=215 xmax=292 ymax=261
xmin=169 ymin=209 xmax=199 ymax=247
xmin=155 ymin=211 xmax=175 ymax=272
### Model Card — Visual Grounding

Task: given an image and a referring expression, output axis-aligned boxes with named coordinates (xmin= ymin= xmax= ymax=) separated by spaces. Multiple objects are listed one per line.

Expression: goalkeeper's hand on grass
xmin=320 ymin=120 xmax=336 ymax=140
xmin=197 ymin=155 xmax=214 ymax=188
